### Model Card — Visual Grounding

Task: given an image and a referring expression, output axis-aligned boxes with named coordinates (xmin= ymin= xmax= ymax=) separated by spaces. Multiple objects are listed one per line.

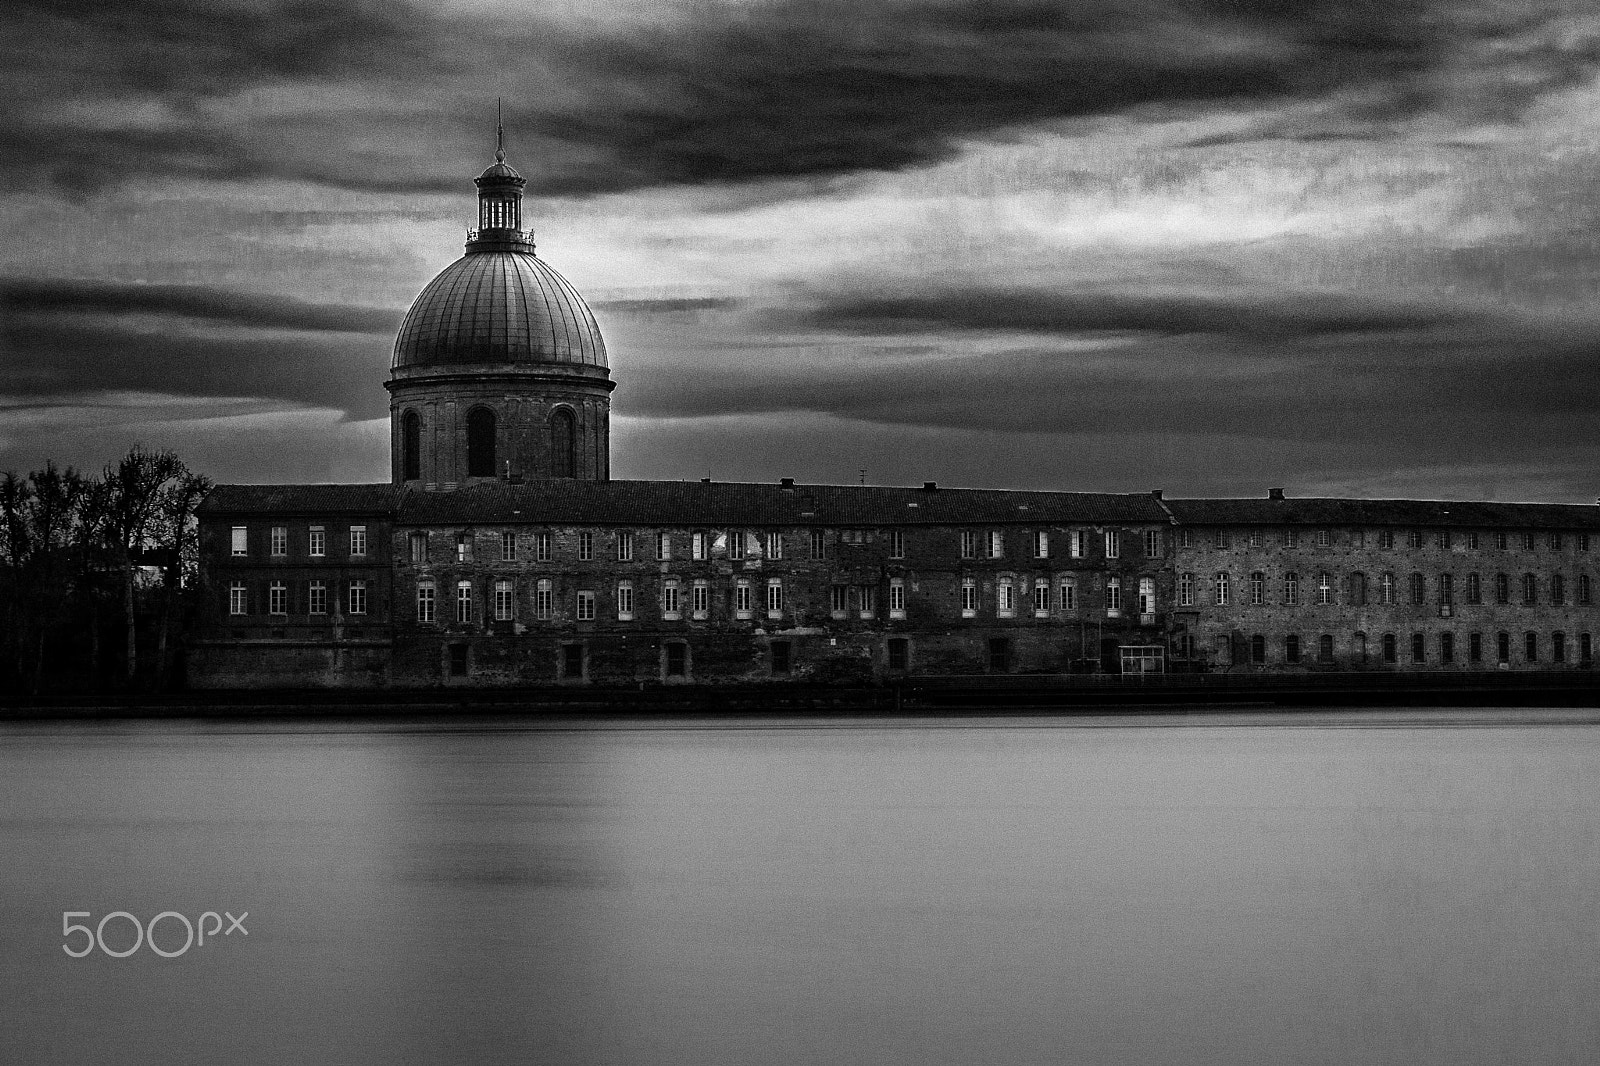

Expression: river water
xmin=2 ymin=711 xmax=1598 ymax=1065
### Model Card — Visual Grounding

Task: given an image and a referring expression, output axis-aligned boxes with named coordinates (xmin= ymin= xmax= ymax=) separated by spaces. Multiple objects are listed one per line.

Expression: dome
xmin=476 ymin=160 xmax=523 ymax=184
xmin=392 ymin=250 xmax=608 ymax=370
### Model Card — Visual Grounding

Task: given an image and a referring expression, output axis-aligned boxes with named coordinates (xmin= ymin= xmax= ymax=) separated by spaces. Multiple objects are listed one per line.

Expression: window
xmin=449 ymin=644 xmax=469 ymax=676
xmin=1438 ymin=531 xmax=1452 ymax=550
xmin=349 ymin=526 xmax=367 ymax=557
xmin=1213 ymin=529 xmax=1230 ymax=550
xmin=533 ymin=531 xmax=551 ymax=562
xmin=576 ymin=590 xmax=596 ymax=621
xmin=1380 ymin=572 xmax=1395 ymax=604
xmin=1382 ymin=633 xmax=1397 ymax=664
xmin=1033 ymin=530 xmax=1050 ymax=558
xmin=1070 ymin=531 xmax=1087 ymax=558
xmin=1466 ymin=572 xmax=1482 ymax=605
xmin=1467 ymin=532 xmax=1480 ymax=550
xmin=308 ymin=581 xmax=327 ymax=615
xmin=656 ymin=532 xmax=671 ymax=561
xmin=416 ymin=581 xmax=435 ymax=623
xmin=891 ymin=578 xmax=907 ymax=619
xmin=1522 ymin=574 xmax=1537 ymax=605
xmin=1522 ymin=532 xmax=1536 ymax=551
xmin=988 ymin=638 xmax=1011 ymax=673
xmin=1178 ymin=529 xmax=1193 ymax=549
xmin=1495 ymin=573 xmax=1510 ymax=604
xmin=1180 ymin=572 xmax=1195 ymax=607
xmin=1143 ymin=530 xmax=1160 ymax=556
xmin=617 ymin=581 xmax=634 ymax=620
xmin=735 ymin=579 xmax=753 ymax=618
xmin=1283 ymin=529 xmax=1298 ymax=549
xmin=498 ymin=531 xmax=516 ymax=561
xmin=1317 ymin=571 xmax=1333 ymax=605
xmin=1249 ymin=570 xmax=1265 ymax=606
xmin=348 ymin=580 xmax=367 ymax=616
xmin=982 ymin=530 xmax=1002 ymax=559
xmin=1469 ymin=632 xmax=1481 ymax=663
xmin=664 ymin=642 xmax=687 ymax=679
xmin=1214 ymin=571 xmax=1230 ymax=606
xmin=730 ymin=531 xmax=745 ymax=560
xmin=466 ymin=407 xmax=496 ymax=478
xmin=1250 ymin=634 xmax=1266 ymax=664
xmin=1378 ymin=529 xmax=1394 ymax=550
xmin=1552 ymin=574 xmax=1566 ymax=605
xmin=767 ymin=532 xmax=784 ymax=560
xmin=1059 ymin=577 xmax=1077 ymax=611
xmin=549 ymin=408 xmax=576 ymax=479
xmin=228 ymin=583 xmax=247 ymax=616
xmin=770 ymin=640 xmax=792 ymax=675
xmin=231 ymin=526 xmax=248 ymax=557
xmin=961 ymin=578 xmax=978 ymax=617
xmin=1286 ymin=634 xmax=1300 ymax=664
xmin=494 ymin=579 xmax=514 ymax=621
xmin=1105 ymin=531 xmax=1121 ymax=559
xmin=998 ymin=577 xmax=1015 ymax=617
xmin=1411 ymin=633 xmax=1425 ymax=664
xmin=690 ymin=531 xmax=707 ymax=561
xmin=455 ymin=581 xmax=473 ymax=624
xmin=811 ymin=529 xmax=827 ymax=560
xmin=1409 ymin=573 xmax=1425 ymax=605
xmin=1138 ymin=577 xmax=1155 ymax=616
xmin=1351 ymin=572 xmax=1367 ymax=606
xmin=766 ymin=579 xmax=784 ymax=618
xmin=1550 ymin=532 xmax=1564 ymax=551
xmin=1105 ymin=576 xmax=1122 ymax=613
xmin=1356 ymin=630 xmax=1370 ymax=663
xmin=270 ymin=526 xmax=287 ymax=557
xmin=1284 ymin=572 xmax=1299 ymax=607
xmin=1440 ymin=632 xmax=1454 ymax=664
xmin=1249 ymin=530 xmax=1264 ymax=549
xmin=889 ymin=530 xmax=905 ymax=559
xmin=578 ymin=531 xmax=593 ymax=562
xmin=1525 ymin=631 xmax=1539 ymax=662
xmin=857 ymin=585 xmax=876 ymax=618
xmin=616 ymin=533 xmax=633 ymax=562
xmin=563 ymin=643 xmax=586 ymax=679
xmin=401 ymin=410 xmax=421 ymax=481
xmin=1580 ymin=533 xmax=1591 ymax=552
xmin=692 ymin=579 xmax=709 ymax=619
xmin=1407 ymin=530 xmax=1423 ymax=549
xmin=1498 ymin=631 xmax=1511 ymax=663
xmin=535 ymin=579 xmax=553 ymax=621
xmin=308 ymin=527 xmax=326 ymax=557
xmin=887 ymin=638 xmax=909 ymax=671
xmin=409 ymin=532 xmax=427 ymax=563
xmin=1580 ymin=574 xmax=1592 ymax=605
xmin=830 ymin=584 xmax=849 ymax=618
xmin=1319 ymin=634 xmax=1334 ymax=662
xmin=1494 ymin=531 xmax=1508 ymax=551
xmin=1315 ymin=529 xmax=1331 ymax=548
xmin=457 ymin=533 xmax=473 ymax=563
xmin=1032 ymin=578 xmax=1049 ymax=616
xmin=263 ymin=582 xmax=286 ymax=615
xmin=1582 ymin=633 xmax=1592 ymax=664
xmin=1554 ymin=631 xmax=1566 ymax=663
xmin=663 ymin=579 xmax=681 ymax=620
xmin=1438 ymin=572 xmax=1454 ymax=606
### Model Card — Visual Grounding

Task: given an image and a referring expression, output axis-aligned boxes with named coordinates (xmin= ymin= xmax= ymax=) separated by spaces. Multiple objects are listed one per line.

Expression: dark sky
xmin=3 ymin=0 xmax=1600 ymax=500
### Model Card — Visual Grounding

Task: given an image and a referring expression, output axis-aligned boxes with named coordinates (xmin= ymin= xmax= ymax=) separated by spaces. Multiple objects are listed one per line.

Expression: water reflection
xmin=2 ymin=713 xmax=1598 ymax=1064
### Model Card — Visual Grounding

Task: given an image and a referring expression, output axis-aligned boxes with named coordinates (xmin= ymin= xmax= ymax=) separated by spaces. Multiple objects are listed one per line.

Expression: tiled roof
xmin=1165 ymin=497 xmax=1600 ymax=529
xmin=396 ymin=480 xmax=1172 ymax=527
xmin=198 ymin=484 xmax=400 ymax=516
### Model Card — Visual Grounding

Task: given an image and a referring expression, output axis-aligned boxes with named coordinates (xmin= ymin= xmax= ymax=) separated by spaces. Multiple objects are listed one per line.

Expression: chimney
xmin=780 ymin=477 xmax=795 ymax=490
xmin=1150 ymin=489 xmax=1163 ymax=500
xmin=701 ymin=477 xmax=711 ymax=483
xmin=922 ymin=481 xmax=938 ymax=492
xmin=1268 ymin=487 xmax=1285 ymax=501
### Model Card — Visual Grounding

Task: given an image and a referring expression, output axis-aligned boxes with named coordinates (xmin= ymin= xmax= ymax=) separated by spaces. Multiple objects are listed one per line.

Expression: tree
xmin=99 ymin=448 xmax=187 ymax=686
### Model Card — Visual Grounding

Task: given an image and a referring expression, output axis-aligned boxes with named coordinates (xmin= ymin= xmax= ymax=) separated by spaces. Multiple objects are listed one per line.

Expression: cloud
xmin=1 ymin=278 xmax=402 ymax=334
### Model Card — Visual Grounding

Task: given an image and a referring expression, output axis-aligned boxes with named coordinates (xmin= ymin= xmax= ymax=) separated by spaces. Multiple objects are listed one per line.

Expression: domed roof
xmin=476 ymin=160 xmax=523 ymax=184
xmin=392 ymin=251 xmax=607 ymax=370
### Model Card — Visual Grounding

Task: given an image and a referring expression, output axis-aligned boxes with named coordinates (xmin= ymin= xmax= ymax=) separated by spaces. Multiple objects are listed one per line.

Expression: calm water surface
xmin=2 ymin=711 xmax=1598 ymax=1065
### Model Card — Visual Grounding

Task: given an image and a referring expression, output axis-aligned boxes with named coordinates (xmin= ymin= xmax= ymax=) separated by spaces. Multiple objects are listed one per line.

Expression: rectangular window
xmin=1522 ymin=532 xmax=1536 ymax=551
xmin=1526 ymin=631 xmax=1539 ymax=662
xmin=1284 ymin=529 xmax=1299 ymax=549
xmin=308 ymin=581 xmax=327 ymax=615
xmin=887 ymin=638 xmax=909 ymax=671
xmin=766 ymin=579 xmax=784 ymax=618
xmin=735 ymin=579 xmax=753 ymax=618
xmin=1580 ymin=533 xmax=1590 ymax=552
xmin=811 ymin=529 xmax=826 ymax=560
xmin=1579 ymin=573 xmax=1591 ymax=605
xmin=767 ymin=532 xmax=784 ymax=560
xmin=409 ymin=532 xmax=427 ymax=563
xmin=228 ymin=583 xmax=247 ymax=615
xmin=1496 ymin=573 xmax=1510 ymax=604
xmin=1552 ymin=574 xmax=1566 ymax=605
xmin=1180 ymin=572 xmax=1195 ymax=607
xmin=534 ymin=531 xmax=551 ymax=562
xmin=1469 ymin=632 xmax=1482 ymax=663
xmin=1554 ymin=632 xmax=1567 ymax=663
xmin=889 ymin=530 xmax=905 ymax=559
xmin=771 ymin=640 xmax=791 ymax=675
xmin=729 ymin=531 xmax=745 ymax=560
xmin=1105 ymin=576 xmax=1122 ymax=613
xmin=1143 ymin=530 xmax=1160 ymax=557
xmin=1467 ymin=532 xmax=1479 ymax=550
xmin=416 ymin=582 xmax=435 ymax=623
xmin=1033 ymin=578 xmax=1050 ymax=616
xmin=1407 ymin=530 xmax=1424 ymax=549
xmin=1318 ymin=572 xmax=1334 ymax=606
xmin=1494 ymin=531 xmax=1508 ymax=551
xmin=889 ymin=578 xmax=907 ymax=617
xmin=1378 ymin=530 xmax=1393 ymax=550
xmin=535 ymin=580 xmax=553 ymax=621
xmin=1178 ymin=528 xmax=1193 ymax=549
xmin=656 ymin=532 xmax=671 ymax=561
xmin=563 ymin=644 xmax=585 ymax=680
xmin=692 ymin=532 xmax=708 ymax=560
xmin=348 ymin=580 xmax=367 ymax=616
xmin=308 ymin=527 xmax=326 ymax=558
xmin=1411 ymin=633 xmax=1425 ymax=663
xmin=617 ymin=581 xmax=634 ymax=620
xmin=830 ymin=585 xmax=848 ymax=617
xmin=1438 ymin=531 xmax=1452 ymax=550
xmin=576 ymin=590 xmax=596 ymax=621
xmin=494 ymin=579 xmax=514 ymax=621
xmin=961 ymin=578 xmax=978 ymax=617
xmin=1550 ymin=532 xmax=1564 ymax=551
xmin=456 ymin=534 xmax=473 ymax=563
xmin=664 ymin=642 xmax=687 ymax=678
xmin=1466 ymin=572 xmax=1482 ymax=604
xmin=1105 ymin=531 xmax=1120 ymax=559
xmin=578 ymin=531 xmax=593 ymax=561
xmin=1249 ymin=571 xmax=1264 ymax=606
xmin=1214 ymin=571 xmax=1230 ymax=606
xmin=1249 ymin=530 xmax=1264 ymax=549
xmin=857 ymin=584 xmax=876 ymax=618
xmin=998 ymin=577 xmax=1015 ymax=617
xmin=455 ymin=582 xmax=473 ymax=624
xmin=500 ymin=531 xmax=516 ymax=561
xmin=1285 ymin=572 xmax=1300 ymax=606
xmin=1059 ymin=577 xmax=1077 ymax=611
xmin=961 ymin=530 xmax=978 ymax=559
xmin=268 ymin=582 xmax=288 ymax=615
xmin=987 ymin=531 xmax=1004 ymax=559
xmin=231 ymin=526 xmax=248 ymax=557
xmin=1070 ymin=531 xmax=1086 ymax=558
xmin=692 ymin=579 xmax=709 ymax=619
xmin=1315 ymin=529 xmax=1331 ymax=548
xmin=270 ymin=526 xmax=288 ymax=557
xmin=616 ymin=533 xmax=633 ymax=561
xmin=1033 ymin=530 xmax=1049 ymax=558
xmin=663 ymin=580 xmax=681 ymax=620
xmin=450 ymin=645 xmax=469 ymax=676
xmin=348 ymin=525 xmax=367 ymax=558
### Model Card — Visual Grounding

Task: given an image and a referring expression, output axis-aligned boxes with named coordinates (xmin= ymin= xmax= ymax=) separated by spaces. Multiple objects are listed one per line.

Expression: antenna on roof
xmin=495 ymin=97 xmax=505 ymax=162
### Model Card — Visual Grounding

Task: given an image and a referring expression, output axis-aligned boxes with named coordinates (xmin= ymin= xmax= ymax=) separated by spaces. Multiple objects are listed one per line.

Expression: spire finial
xmin=495 ymin=98 xmax=505 ymax=163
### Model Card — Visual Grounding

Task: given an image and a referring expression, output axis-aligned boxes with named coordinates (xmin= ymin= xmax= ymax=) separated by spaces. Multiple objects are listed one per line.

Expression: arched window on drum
xmin=402 ymin=410 xmax=421 ymax=481
xmin=549 ymin=408 xmax=576 ymax=479
xmin=466 ymin=407 xmax=496 ymax=478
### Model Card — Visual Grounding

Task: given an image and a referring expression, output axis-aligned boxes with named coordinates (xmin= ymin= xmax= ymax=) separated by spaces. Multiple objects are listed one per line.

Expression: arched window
xmin=1317 ymin=571 xmax=1333 ymax=605
xmin=549 ymin=408 xmax=576 ymax=479
xmin=1350 ymin=572 xmax=1367 ymax=607
xmin=1319 ymin=634 xmax=1334 ymax=662
xmin=402 ymin=410 xmax=421 ymax=481
xmin=1382 ymin=633 xmax=1397 ymax=663
xmin=1522 ymin=573 xmax=1537 ymax=605
xmin=1250 ymin=634 xmax=1265 ymax=663
xmin=1285 ymin=634 xmax=1301 ymax=664
xmin=1354 ymin=631 xmax=1368 ymax=663
xmin=466 ymin=407 xmax=496 ymax=478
